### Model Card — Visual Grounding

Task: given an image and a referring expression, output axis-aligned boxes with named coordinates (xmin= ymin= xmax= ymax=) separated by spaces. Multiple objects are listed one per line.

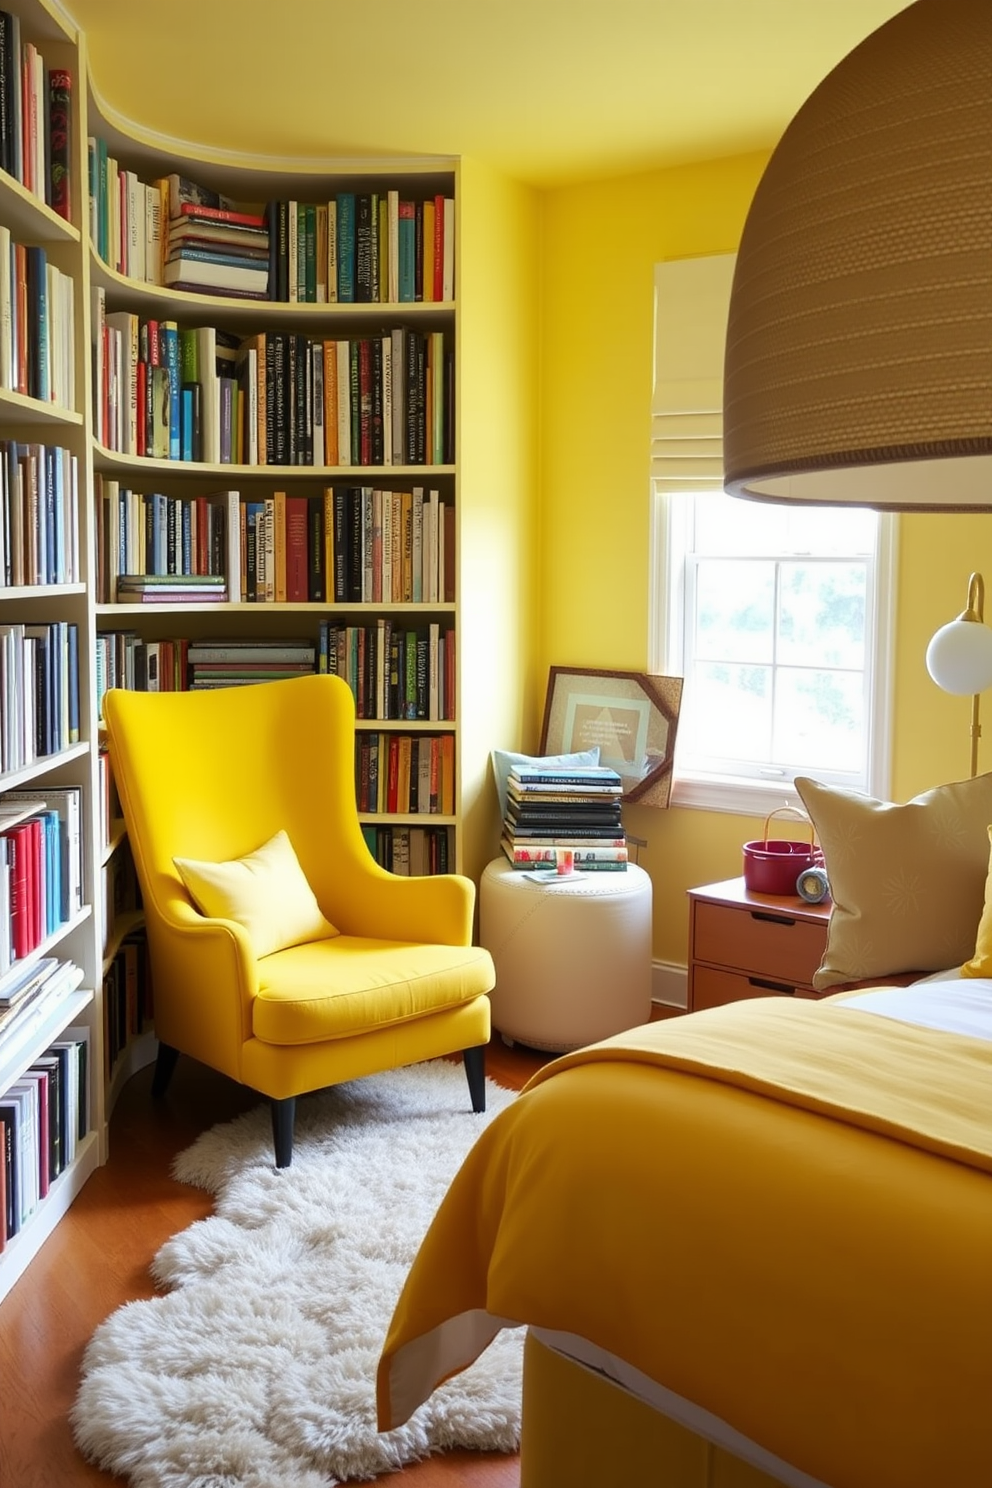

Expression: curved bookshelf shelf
xmin=90 ymin=253 xmax=453 ymax=324
xmin=91 ymin=441 xmax=455 ymax=479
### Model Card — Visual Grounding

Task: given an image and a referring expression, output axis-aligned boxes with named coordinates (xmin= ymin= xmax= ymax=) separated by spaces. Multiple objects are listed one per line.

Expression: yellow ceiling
xmin=62 ymin=0 xmax=912 ymax=186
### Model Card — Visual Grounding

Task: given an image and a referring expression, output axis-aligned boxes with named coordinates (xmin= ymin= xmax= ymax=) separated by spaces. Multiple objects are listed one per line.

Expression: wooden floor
xmin=0 ymin=1033 xmax=553 ymax=1488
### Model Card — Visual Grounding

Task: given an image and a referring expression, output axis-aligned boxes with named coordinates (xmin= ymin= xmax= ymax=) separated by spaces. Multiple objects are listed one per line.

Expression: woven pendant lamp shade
xmin=723 ymin=0 xmax=992 ymax=510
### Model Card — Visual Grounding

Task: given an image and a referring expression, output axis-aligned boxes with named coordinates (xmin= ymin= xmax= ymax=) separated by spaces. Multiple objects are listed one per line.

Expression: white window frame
xmin=650 ymin=253 xmax=896 ymax=816
xmin=649 ymin=489 xmax=897 ymax=815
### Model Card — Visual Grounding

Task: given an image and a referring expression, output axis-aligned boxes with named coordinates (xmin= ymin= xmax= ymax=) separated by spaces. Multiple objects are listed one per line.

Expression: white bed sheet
xmin=839 ymin=975 xmax=992 ymax=1042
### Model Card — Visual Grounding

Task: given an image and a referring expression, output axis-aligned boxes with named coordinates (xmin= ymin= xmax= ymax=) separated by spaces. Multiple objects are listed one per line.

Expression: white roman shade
xmin=651 ymin=253 xmax=736 ymax=493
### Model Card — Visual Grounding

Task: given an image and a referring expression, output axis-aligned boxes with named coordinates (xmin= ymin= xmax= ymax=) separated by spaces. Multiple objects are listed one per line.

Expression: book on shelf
xmin=117 ymin=573 xmax=225 ymax=605
xmin=186 ymin=639 xmax=315 ymax=664
xmin=501 ymin=837 xmax=628 ymax=865
xmin=501 ymin=843 xmax=630 ymax=872
xmin=161 ymin=173 xmax=236 ymax=219
xmin=47 ymin=67 xmax=72 ymax=220
xmin=163 ymin=256 xmax=270 ymax=297
xmin=171 ymin=200 xmax=267 ymax=231
xmin=0 ymin=959 xmax=84 ymax=1058
xmin=508 ymin=765 xmax=624 ymax=790
xmin=3 ymin=786 xmax=82 ymax=922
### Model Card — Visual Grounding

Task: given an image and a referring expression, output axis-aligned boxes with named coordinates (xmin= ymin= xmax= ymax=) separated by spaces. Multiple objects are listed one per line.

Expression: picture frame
xmin=539 ymin=667 xmax=684 ymax=808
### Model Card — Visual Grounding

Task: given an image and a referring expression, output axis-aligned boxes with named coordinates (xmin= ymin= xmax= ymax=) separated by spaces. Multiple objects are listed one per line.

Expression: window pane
xmin=693 ymin=492 xmax=875 ymax=557
xmin=687 ymin=662 xmax=772 ymax=763
xmin=773 ymin=667 xmax=864 ymax=771
xmin=694 ymin=560 xmax=775 ymax=664
xmin=778 ymin=562 xmax=867 ymax=668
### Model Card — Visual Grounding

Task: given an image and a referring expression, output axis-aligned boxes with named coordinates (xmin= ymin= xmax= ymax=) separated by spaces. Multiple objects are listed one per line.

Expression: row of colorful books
xmin=92 ymin=303 xmax=453 ymax=469
xmin=0 ymin=441 xmax=81 ymax=589
xmin=360 ymin=824 xmax=452 ymax=876
xmin=0 ymin=791 xmax=83 ymax=971
xmin=93 ymin=633 xmax=316 ymax=712
xmin=94 ymin=480 xmax=454 ymax=609
xmin=0 ymin=16 xmax=71 ymax=218
xmin=355 ymin=732 xmax=456 ymax=817
xmin=0 ymin=621 xmax=80 ymax=775
xmin=86 ymin=158 xmax=455 ymax=306
xmin=0 ymin=230 xmax=75 ymax=406
xmin=320 ymin=620 xmax=456 ymax=724
xmin=0 ymin=1003 xmax=88 ymax=1246
xmin=269 ymin=191 xmax=455 ymax=305
xmin=501 ymin=764 xmax=628 ymax=871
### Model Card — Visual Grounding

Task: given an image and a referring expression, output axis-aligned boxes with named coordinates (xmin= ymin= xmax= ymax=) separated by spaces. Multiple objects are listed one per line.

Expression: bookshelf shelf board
xmin=91 ymin=256 xmax=454 ymax=326
xmin=359 ymin=814 xmax=456 ymax=826
xmin=97 ymin=600 xmax=456 ymax=616
xmin=0 ymin=742 xmax=90 ymax=792
xmin=0 ymin=984 xmax=93 ymax=1096
xmin=0 ymin=167 xmax=81 ymax=243
xmin=0 ymin=387 xmax=84 ymax=426
xmin=356 ymin=719 xmax=456 ymax=732
xmin=102 ymin=908 xmax=145 ymax=974
xmin=0 ymin=581 xmax=86 ymax=599
xmin=0 ymin=1127 xmax=101 ymax=1305
xmin=100 ymin=818 xmax=128 ymax=865
xmin=91 ymin=445 xmax=456 ymax=479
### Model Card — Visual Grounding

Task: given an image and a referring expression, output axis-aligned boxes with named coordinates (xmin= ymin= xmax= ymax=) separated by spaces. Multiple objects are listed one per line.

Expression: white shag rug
xmin=71 ymin=1059 xmax=523 ymax=1488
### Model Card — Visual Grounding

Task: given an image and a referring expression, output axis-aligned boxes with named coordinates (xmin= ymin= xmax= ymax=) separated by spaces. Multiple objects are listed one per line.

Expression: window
xmin=651 ymin=255 xmax=896 ymax=815
xmin=655 ymin=490 xmax=895 ymax=813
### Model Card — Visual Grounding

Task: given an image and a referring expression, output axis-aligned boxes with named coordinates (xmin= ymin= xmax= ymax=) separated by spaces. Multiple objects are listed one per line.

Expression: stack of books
xmin=186 ymin=637 xmax=316 ymax=689
xmin=116 ymin=573 xmax=227 ymax=604
xmin=162 ymin=174 xmax=271 ymax=300
xmin=501 ymin=764 xmax=627 ymax=871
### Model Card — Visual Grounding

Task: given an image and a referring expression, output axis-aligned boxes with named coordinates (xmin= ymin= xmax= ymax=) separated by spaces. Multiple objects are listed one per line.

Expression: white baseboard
xmin=651 ymin=960 xmax=688 ymax=1012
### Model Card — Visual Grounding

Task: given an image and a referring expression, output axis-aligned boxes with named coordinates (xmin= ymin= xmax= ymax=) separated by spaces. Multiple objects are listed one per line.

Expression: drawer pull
xmin=750 ymin=911 xmax=797 ymax=928
xmin=748 ymin=977 xmax=796 ymax=995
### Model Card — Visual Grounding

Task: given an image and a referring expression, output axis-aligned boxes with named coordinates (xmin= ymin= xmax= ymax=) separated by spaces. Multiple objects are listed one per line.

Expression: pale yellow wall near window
xmin=538 ymin=151 xmax=992 ymax=970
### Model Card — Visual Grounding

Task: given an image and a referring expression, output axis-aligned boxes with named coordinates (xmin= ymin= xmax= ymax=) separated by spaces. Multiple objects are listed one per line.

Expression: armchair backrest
xmin=103 ymin=674 xmax=376 ymax=936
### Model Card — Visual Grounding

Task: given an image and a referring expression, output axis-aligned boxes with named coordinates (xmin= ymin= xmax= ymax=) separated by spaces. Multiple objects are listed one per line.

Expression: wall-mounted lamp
xmin=723 ymin=0 xmax=992 ymax=510
xmin=925 ymin=574 xmax=992 ymax=777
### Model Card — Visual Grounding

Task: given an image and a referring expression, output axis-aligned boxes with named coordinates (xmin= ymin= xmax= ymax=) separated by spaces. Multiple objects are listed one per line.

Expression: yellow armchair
xmin=102 ymin=674 xmax=495 ymax=1165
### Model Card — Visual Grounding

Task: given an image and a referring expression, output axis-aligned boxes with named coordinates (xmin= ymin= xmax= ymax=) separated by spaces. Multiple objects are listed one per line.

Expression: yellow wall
xmin=537 ymin=153 xmax=992 ymax=971
xmin=457 ymin=158 xmax=542 ymax=885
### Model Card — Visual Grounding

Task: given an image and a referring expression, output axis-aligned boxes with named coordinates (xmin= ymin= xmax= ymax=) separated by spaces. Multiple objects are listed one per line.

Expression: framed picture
xmin=539 ymin=667 xmax=684 ymax=808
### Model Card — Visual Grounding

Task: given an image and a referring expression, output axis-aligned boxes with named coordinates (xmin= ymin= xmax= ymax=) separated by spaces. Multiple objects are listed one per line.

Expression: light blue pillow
xmin=491 ymin=747 xmax=601 ymax=821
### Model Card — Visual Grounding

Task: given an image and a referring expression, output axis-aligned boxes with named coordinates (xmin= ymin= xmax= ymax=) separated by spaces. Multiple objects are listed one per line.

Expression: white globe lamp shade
xmin=925 ymin=619 xmax=992 ymax=697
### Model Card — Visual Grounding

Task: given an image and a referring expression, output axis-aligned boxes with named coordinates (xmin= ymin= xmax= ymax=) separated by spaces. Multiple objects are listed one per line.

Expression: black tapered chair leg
xmin=151 ymin=1041 xmax=179 ymax=1098
xmin=463 ymin=1044 xmax=487 ymax=1113
xmin=271 ymin=1096 xmax=296 ymax=1168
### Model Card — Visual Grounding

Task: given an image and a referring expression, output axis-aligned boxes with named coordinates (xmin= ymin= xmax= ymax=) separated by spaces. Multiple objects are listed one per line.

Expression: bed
xmin=376 ymin=984 xmax=992 ymax=1487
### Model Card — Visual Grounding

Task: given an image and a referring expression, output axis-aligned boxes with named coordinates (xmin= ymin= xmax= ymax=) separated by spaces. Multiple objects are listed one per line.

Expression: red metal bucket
xmin=743 ymin=807 xmax=822 ymax=895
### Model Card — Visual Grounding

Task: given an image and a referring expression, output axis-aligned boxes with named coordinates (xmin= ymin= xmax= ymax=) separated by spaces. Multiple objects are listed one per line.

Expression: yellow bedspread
xmin=377 ymin=998 xmax=992 ymax=1488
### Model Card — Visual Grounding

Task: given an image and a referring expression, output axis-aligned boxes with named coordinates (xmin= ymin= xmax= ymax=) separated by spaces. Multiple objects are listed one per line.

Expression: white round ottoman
xmin=479 ymin=858 xmax=653 ymax=1052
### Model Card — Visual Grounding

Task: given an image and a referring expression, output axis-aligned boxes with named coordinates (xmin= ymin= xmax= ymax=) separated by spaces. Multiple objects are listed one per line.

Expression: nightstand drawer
xmin=692 ymin=964 xmax=818 ymax=1011
xmin=693 ymin=899 xmax=826 ymax=985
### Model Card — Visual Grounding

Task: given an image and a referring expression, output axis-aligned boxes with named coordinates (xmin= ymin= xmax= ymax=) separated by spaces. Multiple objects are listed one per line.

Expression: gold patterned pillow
xmin=794 ymin=774 xmax=992 ymax=989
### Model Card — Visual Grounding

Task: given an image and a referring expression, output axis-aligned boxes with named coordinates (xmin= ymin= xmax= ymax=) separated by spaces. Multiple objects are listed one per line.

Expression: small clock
xmin=796 ymin=865 xmax=830 ymax=904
